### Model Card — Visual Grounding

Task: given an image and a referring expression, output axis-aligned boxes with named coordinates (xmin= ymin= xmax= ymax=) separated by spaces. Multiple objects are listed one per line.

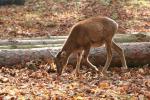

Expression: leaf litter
xmin=0 ymin=64 xmax=149 ymax=99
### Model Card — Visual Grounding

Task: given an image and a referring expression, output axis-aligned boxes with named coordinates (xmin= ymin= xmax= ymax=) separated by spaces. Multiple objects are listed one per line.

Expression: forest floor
xmin=0 ymin=0 xmax=150 ymax=38
xmin=0 ymin=0 xmax=150 ymax=99
xmin=0 ymin=64 xmax=150 ymax=99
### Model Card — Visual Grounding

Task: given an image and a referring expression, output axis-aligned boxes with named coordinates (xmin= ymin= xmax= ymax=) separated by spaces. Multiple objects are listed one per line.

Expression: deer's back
xmin=69 ymin=16 xmax=118 ymax=49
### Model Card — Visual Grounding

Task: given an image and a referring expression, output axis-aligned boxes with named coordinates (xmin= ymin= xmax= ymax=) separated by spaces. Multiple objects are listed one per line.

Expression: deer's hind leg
xmin=102 ymin=40 xmax=113 ymax=74
xmin=112 ymin=41 xmax=128 ymax=69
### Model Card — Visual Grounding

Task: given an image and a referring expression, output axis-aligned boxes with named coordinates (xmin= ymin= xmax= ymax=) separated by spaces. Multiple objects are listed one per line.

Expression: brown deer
xmin=54 ymin=16 xmax=128 ymax=76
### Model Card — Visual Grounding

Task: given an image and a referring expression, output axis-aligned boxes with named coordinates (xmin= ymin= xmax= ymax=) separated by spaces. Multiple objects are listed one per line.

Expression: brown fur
xmin=55 ymin=16 xmax=128 ymax=76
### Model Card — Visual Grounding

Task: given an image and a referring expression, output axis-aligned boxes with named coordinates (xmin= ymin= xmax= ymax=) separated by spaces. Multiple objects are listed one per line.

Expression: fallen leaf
xmin=99 ymin=82 xmax=110 ymax=89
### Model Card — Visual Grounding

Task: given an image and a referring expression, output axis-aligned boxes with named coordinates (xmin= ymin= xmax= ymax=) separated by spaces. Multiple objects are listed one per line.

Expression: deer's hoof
xmin=75 ymin=72 xmax=80 ymax=77
xmin=121 ymin=67 xmax=128 ymax=73
xmin=101 ymin=70 xmax=112 ymax=76
xmin=93 ymin=67 xmax=99 ymax=72
xmin=71 ymin=69 xmax=81 ymax=77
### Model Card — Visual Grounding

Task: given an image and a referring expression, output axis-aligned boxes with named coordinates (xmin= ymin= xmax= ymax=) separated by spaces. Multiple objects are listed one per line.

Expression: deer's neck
xmin=62 ymin=37 xmax=75 ymax=58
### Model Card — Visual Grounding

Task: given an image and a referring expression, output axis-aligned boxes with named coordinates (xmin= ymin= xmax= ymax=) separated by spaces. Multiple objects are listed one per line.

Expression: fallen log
xmin=0 ymin=33 xmax=150 ymax=46
xmin=0 ymin=44 xmax=63 ymax=49
xmin=48 ymin=36 xmax=68 ymax=39
xmin=0 ymin=0 xmax=25 ymax=5
xmin=0 ymin=39 xmax=65 ymax=46
xmin=0 ymin=42 xmax=149 ymax=67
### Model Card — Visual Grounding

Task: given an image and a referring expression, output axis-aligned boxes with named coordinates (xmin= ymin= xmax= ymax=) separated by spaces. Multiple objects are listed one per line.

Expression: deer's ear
xmin=60 ymin=51 xmax=66 ymax=58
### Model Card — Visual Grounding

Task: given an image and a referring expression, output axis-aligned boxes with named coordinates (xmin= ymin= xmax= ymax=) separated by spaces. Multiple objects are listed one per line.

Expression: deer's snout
xmin=56 ymin=63 xmax=63 ymax=76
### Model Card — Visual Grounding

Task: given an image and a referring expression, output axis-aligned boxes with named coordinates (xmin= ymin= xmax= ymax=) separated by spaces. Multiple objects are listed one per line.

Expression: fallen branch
xmin=0 ymin=42 xmax=149 ymax=66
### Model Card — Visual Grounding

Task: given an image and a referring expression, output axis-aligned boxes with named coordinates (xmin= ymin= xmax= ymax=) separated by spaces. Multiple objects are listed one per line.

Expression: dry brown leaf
xmin=99 ymin=82 xmax=110 ymax=89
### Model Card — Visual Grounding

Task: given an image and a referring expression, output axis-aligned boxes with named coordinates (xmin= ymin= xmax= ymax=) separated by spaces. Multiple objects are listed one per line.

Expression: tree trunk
xmin=0 ymin=42 xmax=149 ymax=67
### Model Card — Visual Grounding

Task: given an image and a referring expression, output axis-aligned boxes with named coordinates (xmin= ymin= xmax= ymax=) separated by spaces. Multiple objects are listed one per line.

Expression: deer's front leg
xmin=75 ymin=51 xmax=84 ymax=76
xmin=83 ymin=47 xmax=99 ymax=72
xmin=102 ymin=41 xmax=112 ymax=74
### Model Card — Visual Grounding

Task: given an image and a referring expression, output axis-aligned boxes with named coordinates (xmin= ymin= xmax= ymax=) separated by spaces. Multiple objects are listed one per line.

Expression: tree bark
xmin=0 ymin=42 xmax=149 ymax=67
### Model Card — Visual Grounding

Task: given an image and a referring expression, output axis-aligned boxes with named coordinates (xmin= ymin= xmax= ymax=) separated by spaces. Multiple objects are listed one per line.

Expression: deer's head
xmin=54 ymin=51 xmax=68 ymax=76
